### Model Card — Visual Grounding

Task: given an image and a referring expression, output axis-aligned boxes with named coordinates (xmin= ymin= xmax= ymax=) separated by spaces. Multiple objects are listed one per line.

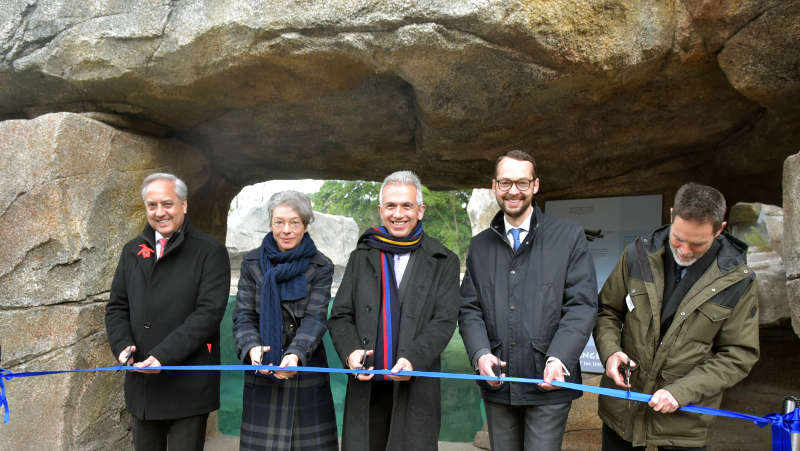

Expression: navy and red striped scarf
xmin=358 ymin=222 xmax=424 ymax=377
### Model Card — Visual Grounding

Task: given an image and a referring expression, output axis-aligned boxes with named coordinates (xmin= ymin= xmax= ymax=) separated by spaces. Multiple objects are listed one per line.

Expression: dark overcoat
xmin=329 ymin=234 xmax=460 ymax=451
xmin=105 ymin=218 xmax=231 ymax=420
xmin=459 ymin=207 xmax=598 ymax=406
xmin=233 ymin=248 xmax=337 ymax=451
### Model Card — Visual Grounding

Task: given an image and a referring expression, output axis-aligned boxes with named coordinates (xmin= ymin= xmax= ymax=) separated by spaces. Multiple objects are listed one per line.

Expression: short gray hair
xmin=379 ymin=170 xmax=424 ymax=205
xmin=141 ymin=173 xmax=188 ymax=201
xmin=267 ymin=190 xmax=314 ymax=226
xmin=672 ymin=182 xmax=727 ymax=232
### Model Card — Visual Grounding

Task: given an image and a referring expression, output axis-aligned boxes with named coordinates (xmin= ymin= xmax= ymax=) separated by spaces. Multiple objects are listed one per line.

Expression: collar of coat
xmin=488 ymin=205 xmax=540 ymax=244
xmin=643 ymin=224 xmax=748 ymax=273
xmin=138 ymin=217 xmax=192 ymax=251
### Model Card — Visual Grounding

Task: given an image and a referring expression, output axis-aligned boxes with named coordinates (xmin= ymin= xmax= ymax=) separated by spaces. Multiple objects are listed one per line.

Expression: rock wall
xmin=0 ymin=113 xmax=235 ymax=450
xmin=784 ymin=152 xmax=800 ymax=337
xmin=0 ymin=1 xmax=798 ymax=207
xmin=729 ymin=202 xmax=790 ymax=327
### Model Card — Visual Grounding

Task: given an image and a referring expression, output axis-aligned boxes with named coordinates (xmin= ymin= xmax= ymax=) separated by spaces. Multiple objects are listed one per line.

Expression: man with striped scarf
xmin=329 ymin=170 xmax=461 ymax=451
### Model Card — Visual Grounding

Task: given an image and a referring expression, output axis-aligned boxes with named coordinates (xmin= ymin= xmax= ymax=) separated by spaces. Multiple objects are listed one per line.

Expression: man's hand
xmin=249 ymin=346 xmax=272 ymax=375
xmin=274 ymin=354 xmax=299 ymax=380
xmin=538 ymin=359 xmax=565 ymax=391
xmin=347 ymin=349 xmax=374 ymax=381
xmin=387 ymin=357 xmax=413 ymax=381
xmin=477 ymin=353 xmax=506 ymax=387
xmin=649 ymin=389 xmax=680 ymax=413
xmin=118 ymin=345 xmax=136 ymax=365
xmin=132 ymin=355 xmax=162 ymax=373
xmin=605 ymin=351 xmax=636 ymax=388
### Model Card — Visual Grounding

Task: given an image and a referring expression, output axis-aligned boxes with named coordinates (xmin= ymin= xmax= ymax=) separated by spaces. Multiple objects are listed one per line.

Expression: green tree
xmin=311 ymin=180 xmax=472 ymax=263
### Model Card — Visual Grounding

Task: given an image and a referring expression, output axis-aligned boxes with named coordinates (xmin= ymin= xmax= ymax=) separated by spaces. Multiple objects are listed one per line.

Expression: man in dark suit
xmin=105 ymin=173 xmax=230 ymax=451
xmin=329 ymin=170 xmax=461 ymax=451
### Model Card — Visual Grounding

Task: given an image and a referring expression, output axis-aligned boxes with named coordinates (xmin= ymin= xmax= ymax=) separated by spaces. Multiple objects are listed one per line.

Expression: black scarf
xmin=661 ymin=238 xmax=720 ymax=338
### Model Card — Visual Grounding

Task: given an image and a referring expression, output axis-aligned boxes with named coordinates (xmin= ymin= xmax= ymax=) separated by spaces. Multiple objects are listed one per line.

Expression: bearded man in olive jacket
xmin=329 ymin=170 xmax=460 ymax=451
xmin=105 ymin=173 xmax=230 ymax=451
xmin=594 ymin=183 xmax=759 ymax=450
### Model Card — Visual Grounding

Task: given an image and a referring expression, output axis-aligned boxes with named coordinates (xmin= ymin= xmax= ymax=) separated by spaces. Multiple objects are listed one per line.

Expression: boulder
xmin=0 ymin=112 xmax=233 ymax=450
xmin=467 ymin=189 xmax=500 ymax=237
xmin=747 ymin=252 xmax=790 ymax=327
xmin=718 ymin=2 xmax=800 ymax=125
xmin=783 ymin=152 xmax=800 ymax=338
xmin=0 ymin=1 xmax=798 ymax=208
xmin=728 ymin=202 xmax=790 ymax=327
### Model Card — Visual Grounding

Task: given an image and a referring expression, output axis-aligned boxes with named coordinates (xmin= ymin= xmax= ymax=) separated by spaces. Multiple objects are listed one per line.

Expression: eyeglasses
xmin=271 ymin=219 xmax=304 ymax=230
xmin=495 ymin=178 xmax=534 ymax=192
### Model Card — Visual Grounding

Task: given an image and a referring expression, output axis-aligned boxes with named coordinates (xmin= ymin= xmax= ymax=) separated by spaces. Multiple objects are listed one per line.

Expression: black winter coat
xmin=105 ymin=219 xmax=231 ymax=420
xmin=329 ymin=234 xmax=460 ymax=451
xmin=459 ymin=207 xmax=598 ymax=405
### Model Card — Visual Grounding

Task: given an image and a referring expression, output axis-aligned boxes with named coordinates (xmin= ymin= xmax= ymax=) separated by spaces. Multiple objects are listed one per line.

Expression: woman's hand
xmin=274 ymin=354 xmax=299 ymax=379
xmin=249 ymin=346 xmax=272 ymax=375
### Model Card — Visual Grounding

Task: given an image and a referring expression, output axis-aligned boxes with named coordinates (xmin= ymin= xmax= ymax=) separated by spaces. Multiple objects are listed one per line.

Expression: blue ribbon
xmin=0 ymin=369 xmax=10 ymax=424
xmin=1 ymin=363 xmax=798 ymax=448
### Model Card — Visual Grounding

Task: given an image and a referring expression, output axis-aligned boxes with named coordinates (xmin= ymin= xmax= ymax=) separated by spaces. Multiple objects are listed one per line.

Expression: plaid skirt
xmin=240 ymin=369 xmax=338 ymax=451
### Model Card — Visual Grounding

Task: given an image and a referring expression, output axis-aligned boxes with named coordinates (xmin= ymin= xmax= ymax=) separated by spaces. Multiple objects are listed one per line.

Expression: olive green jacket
xmin=594 ymin=225 xmax=759 ymax=448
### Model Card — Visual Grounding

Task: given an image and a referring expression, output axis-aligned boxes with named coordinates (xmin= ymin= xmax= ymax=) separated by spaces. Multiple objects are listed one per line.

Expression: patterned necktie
xmin=158 ymin=238 xmax=168 ymax=259
xmin=510 ymin=228 xmax=522 ymax=251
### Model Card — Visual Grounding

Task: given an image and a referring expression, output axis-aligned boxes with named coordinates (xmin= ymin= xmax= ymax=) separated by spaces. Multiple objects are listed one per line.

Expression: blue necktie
xmin=510 ymin=228 xmax=522 ymax=251
xmin=675 ymin=263 xmax=687 ymax=286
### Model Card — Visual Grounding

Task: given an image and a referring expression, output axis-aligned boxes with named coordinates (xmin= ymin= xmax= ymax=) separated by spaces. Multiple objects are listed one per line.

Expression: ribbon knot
xmin=0 ymin=368 xmax=12 ymax=423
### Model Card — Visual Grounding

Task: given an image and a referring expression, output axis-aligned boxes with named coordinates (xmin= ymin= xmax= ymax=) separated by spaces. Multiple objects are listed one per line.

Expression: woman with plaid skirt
xmin=233 ymin=191 xmax=338 ymax=451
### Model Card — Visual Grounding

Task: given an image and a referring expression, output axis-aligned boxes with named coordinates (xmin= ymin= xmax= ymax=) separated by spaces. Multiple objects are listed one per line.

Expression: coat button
xmin=144 ymin=322 xmax=152 ymax=329
xmin=510 ymin=270 xmax=516 ymax=275
xmin=510 ymin=305 xmax=515 ymax=310
xmin=365 ymin=305 xmax=372 ymax=312
xmin=680 ymin=312 xmax=685 ymax=317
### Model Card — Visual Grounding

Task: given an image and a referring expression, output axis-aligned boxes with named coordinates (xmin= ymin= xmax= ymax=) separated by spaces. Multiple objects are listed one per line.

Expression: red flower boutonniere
xmin=137 ymin=244 xmax=155 ymax=259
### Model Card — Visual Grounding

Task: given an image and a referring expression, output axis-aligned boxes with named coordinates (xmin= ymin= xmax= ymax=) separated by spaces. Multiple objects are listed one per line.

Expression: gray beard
xmin=669 ymin=242 xmax=699 ymax=267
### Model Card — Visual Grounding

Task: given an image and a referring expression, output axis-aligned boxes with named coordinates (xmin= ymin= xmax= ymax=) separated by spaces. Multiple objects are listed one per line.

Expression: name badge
xmin=625 ymin=294 xmax=635 ymax=312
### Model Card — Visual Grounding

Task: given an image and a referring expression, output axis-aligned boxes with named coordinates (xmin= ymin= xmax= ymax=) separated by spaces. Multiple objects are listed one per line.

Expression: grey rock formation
xmin=729 ymin=202 xmax=789 ymax=327
xmin=466 ymin=189 xmax=499 ymax=237
xmin=784 ymin=152 xmax=800 ymax=338
xmin=0 ymin=0 xmax=798 ymax=208
xmin=0 ymin=112 xmax=232 ymax=450
xmin=226 ymin=181 xmax=358 ymax=293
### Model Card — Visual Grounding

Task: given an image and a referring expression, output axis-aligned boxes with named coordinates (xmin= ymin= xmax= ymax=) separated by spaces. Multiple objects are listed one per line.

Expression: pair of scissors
xmin=618 ymin=359 xmax=637 ymax=407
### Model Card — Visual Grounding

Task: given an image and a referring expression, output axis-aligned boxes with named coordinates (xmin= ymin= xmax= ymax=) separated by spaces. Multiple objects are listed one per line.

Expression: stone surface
xmin=225 ymin=180 xmax=358 ymax=293
xmin=718 ymin=1 xmax=800 ymax=125
xmin=0 ymin=112 xmax=234 ymax=450
xmin=0 ymin=1 xmax=797 ymax=207
xmin=728 ymin=202 xmax=790 ymax=326
xmin=466 ymin=189 xmax=500 ymax=237
xmin=784 ymin=152 xmax=800 ymax=337
xmin=747 ymin=252 xmax=790 ymax=327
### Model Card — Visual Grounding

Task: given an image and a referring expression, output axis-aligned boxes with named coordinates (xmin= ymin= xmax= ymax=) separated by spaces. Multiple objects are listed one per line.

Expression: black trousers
xmin=369 ymin=381 xmax=394 ymax=451
xmin=132 ymin=413 xmax=209 ymax=451
xmin=602 ymin=423 xmax=707 ymax=451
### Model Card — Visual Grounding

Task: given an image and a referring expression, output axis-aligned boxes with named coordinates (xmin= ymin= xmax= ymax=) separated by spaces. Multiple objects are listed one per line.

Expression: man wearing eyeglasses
xmin=459 ymin=150 xmax=598 ymax=451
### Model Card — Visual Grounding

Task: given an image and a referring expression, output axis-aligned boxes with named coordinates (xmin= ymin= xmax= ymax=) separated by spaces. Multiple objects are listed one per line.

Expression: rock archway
xmin=2 ymin=1 xmax=800 ymax=449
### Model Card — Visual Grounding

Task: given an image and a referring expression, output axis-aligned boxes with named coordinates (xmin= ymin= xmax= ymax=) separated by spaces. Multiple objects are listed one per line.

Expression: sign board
xmin=545 ymin=194 xmax=663 ymax=373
